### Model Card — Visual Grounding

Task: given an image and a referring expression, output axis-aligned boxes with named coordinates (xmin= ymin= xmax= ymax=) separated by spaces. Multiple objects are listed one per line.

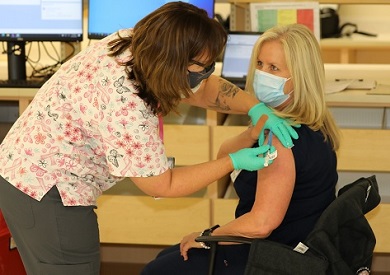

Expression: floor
xmin=101 ymin=262 xmax=145 ymax=275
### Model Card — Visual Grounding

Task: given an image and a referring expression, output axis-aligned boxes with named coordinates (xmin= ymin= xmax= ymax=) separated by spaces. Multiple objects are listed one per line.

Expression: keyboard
xmin=0 ymin=78 xmax=48 ymax=88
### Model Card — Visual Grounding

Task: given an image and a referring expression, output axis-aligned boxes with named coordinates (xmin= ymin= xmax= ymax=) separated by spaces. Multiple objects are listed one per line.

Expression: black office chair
xmin=196 ymin=175 xmax=380 ymax=275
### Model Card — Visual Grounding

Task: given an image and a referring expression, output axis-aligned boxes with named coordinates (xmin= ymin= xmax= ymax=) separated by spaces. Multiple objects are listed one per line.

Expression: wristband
xmin=199 ymin=224 xmax=220 ymax=249
xmin=356 ymin=267 xmax=370 ymax=274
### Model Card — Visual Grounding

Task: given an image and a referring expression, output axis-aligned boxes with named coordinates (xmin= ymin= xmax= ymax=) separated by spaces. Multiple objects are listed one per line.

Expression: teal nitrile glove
xmin=248 ymin=103 xmax=299 ymax=148
xmin=229 ymin=145 xmax=271 ymax=171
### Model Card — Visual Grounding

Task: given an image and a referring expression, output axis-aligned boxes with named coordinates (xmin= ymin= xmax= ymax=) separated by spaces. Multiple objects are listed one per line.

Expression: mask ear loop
xmin=283 ymin=77 xmax=294 ymax=100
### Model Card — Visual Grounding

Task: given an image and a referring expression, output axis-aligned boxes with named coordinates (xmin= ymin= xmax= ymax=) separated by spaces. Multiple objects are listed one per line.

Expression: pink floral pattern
xmin=0 ymin=30 xmax=168 ymax=206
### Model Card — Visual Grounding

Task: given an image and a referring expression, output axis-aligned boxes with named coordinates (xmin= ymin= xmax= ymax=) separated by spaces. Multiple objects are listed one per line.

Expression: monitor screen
xmin=0 ymin=0 xmax=83 ymax=42
xmin=221 ymin=32 xmax=262 ymax=79
xmin=0 ymin=0 xmax=83 ymax=82
xmin=88 ymin=0 xmax=215 ymax=39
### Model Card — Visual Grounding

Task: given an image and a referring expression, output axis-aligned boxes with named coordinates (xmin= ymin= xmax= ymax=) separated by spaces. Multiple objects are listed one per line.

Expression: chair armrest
xmin=195 ymin=235 xmax=253 ymax=245
xmin=195 ymin=235 xmax=253 ymax=275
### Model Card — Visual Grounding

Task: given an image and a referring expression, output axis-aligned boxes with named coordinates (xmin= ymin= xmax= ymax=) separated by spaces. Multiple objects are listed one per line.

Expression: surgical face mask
xmin=188 ymin=62 xmax=215 ymax=91
xmin=191 ymin=82 xmax=202 ymax=93
xmin=253 ymin=69 xmax=292 ymax=108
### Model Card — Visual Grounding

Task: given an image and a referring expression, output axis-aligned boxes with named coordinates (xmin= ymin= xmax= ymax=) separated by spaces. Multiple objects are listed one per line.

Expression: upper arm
xmin=251 ymin=134 xmax=296 ymax=230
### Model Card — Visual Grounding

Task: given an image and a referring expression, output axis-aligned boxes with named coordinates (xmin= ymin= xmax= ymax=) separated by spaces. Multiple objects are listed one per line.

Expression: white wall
xmin=338 ymin=4 xmax=390 ymax=35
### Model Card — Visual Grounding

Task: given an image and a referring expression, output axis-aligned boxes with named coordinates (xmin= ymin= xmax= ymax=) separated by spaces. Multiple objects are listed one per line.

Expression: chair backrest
xmin=304 ymin=175 xmax=381 ymax=275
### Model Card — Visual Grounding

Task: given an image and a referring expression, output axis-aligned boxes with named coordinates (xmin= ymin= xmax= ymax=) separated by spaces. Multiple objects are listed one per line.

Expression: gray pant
xmin=0 ymin=176 xmax=100 ymax=275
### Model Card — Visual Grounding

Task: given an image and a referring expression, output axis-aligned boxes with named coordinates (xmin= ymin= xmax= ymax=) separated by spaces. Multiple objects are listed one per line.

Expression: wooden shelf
xmin=226 ymin=0 xmax=390 ymax=63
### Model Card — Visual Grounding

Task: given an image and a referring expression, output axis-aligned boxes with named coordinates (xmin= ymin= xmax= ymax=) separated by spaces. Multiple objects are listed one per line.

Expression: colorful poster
xmin=250 ymin=2 xmax=320 ymax=40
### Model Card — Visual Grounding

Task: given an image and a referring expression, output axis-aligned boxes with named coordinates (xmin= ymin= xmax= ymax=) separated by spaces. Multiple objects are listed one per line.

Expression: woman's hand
xmin=248 ymin=103 xmax=299 ymax=148
xmin=179 ymin=232 xmax=203 ymax=261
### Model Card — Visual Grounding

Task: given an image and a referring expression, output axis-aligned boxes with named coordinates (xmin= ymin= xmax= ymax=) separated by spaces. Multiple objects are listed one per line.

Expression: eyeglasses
xmin=190 ymin=60 xmax=207 ymax=67
xmin=187 ymin=61 xmax=216 ymax=89
xmin=188 ymin=60 xmax=215 ymax=74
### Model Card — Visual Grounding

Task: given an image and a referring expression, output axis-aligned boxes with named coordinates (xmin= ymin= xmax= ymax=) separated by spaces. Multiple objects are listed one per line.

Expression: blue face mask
xmin=253 ymin=69 xmax=292 ymax=108
xmin=188 ymin=62 xmax=215 ymax=91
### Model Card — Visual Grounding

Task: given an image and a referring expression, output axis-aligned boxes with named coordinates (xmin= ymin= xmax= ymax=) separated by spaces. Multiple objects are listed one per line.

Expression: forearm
xmin=167 ymin=158 xmax=232 ymax=196
xmin=212 ymin=212 xmax=273 ymax=240
xmin=133 ymin=156 xmax=234 ymax=198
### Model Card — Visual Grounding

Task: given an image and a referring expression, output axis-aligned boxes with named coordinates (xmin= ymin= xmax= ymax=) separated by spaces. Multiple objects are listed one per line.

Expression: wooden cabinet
xmin=164 ymin=125 xmax=210 ymax=166
xmin=0 ymin=88 xmax=36 ymax=116
xmin=96 ymin=195 xmax=210 ymax=245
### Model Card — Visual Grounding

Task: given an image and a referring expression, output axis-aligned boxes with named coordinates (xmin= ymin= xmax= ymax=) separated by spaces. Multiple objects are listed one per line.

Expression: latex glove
xmin=248 ymin=103 xmax=299 ymax=148
xmin=229 ymin=145 xmax=272 ymax=171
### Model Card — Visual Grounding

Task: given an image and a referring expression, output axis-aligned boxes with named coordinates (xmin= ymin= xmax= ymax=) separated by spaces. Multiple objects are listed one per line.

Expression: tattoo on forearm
xmin=207 ymin=79 xmax=239 ymax=111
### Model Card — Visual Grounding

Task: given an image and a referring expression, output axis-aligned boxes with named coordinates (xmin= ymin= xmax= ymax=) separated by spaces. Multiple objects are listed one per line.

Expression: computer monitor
xmin=0 ymin=0 xmax=83 ymax=81
xmin=88 ymin=0 xmax=215 ymax=40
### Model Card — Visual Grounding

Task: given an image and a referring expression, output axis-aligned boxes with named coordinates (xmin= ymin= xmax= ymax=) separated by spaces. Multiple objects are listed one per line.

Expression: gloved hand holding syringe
xmin=250 ymin=114 xmax=278 ymax=167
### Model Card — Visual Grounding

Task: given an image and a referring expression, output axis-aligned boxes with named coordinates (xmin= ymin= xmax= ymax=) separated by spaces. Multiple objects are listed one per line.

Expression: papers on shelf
xmin=325 ymin=79 xmax=377 ymax=94
xmin=325 ymin=79 xmax=354 ymax=94
xmin=367 ymin=84 xmax=390 ymax=95
xmin=347 ymin=79 xmax=377 ymax=90
xmin=249 ymin=2 xmax=321 ymax=41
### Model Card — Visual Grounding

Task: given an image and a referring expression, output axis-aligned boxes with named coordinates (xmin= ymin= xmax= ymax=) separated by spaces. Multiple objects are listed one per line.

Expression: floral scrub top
xmin=0 ymin=29 xmax=169 ymax=206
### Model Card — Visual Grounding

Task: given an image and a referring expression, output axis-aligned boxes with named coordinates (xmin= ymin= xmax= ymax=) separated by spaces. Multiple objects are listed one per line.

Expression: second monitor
xmin=88 ymin=0 xmax=215 ymax=40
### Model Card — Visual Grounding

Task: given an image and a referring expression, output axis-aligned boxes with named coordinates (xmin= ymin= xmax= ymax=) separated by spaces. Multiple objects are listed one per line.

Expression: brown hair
xmin=108 ymin=2 xmax=227 ymax=116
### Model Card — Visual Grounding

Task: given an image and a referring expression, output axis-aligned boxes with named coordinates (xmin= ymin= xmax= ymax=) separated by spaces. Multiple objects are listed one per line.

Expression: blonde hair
xmin=108 ymin=2 xmax=227 ymax=116
xmin=246 ymin=24 xmax=340 ymax=150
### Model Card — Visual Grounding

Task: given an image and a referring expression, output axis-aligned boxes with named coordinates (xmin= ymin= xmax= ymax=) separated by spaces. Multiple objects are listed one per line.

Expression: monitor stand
xmin=7 ymin=41 xmax=27 ymax=81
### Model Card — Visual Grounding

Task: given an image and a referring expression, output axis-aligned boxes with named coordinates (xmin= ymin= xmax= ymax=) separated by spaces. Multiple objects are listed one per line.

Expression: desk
xmin=326 ymin=89 xmax=390 ymax=108
xmin=1 ymin=63 xmax=390 ymax=115
xmin=1 ymin=64 xmax=390 ymax=124
xmin=323 ymin=64 xmax=390 ymax=129
xmin=324 ymin=63 xmax=390 ymax=83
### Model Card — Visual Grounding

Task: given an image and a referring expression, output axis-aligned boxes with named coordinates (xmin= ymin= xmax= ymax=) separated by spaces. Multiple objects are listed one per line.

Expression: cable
xmin=61 ymin=41 xmax=76 ymax=63
xmin=26 ymin=41 xmax=62 ymax=79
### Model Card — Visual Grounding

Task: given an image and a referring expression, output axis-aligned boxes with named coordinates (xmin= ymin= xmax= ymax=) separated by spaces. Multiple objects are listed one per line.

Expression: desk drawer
xmin=330 ymin=107 xmax=384 ymax=129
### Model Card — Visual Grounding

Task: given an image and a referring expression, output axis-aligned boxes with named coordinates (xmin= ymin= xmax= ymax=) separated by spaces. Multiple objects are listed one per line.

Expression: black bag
xmin=320 ymin=8 xmax=377 ymax=39
xmin=244 ymin=239 xmax=328 ymax=275
xmin=320 ymin=8 xmax=340 ymax=38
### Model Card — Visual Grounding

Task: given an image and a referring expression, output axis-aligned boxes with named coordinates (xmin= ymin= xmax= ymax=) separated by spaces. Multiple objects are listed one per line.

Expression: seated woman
xmin=141 ymin=23 xmax=341 ymax=275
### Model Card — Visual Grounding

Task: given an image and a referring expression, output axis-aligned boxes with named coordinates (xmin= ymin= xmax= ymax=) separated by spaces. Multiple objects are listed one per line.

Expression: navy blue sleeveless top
xmin=234 ymin=125 xmax=338 ymax=247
